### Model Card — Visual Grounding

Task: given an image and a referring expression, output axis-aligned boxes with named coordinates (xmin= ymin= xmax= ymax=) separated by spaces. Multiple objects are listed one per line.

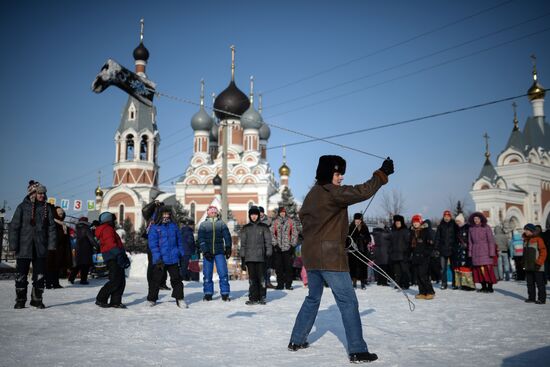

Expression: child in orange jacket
xmin=523 ymin=223 xmax=547 ymax=304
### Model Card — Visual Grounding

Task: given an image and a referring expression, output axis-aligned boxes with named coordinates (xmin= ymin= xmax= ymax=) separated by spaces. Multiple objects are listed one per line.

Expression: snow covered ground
xmin=0 ymin=262 xmax=549 ymax=367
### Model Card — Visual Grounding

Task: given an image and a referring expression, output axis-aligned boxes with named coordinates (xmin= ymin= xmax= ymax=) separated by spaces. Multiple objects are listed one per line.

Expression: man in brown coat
xmin=288 ymin=155 xmax=393 ymax=363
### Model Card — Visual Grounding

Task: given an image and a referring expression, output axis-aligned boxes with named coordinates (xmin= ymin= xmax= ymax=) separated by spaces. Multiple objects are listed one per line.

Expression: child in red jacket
xmin=523 ymin=223 xmax=547 ymax=305
xmin=94 ymin=212 xmax=128 ymax=308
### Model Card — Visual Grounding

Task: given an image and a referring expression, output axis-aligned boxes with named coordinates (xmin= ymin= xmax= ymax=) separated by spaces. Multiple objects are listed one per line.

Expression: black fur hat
xmin=353 ymin=213 xmax=363 ymax=220
xmin=315 ymin=155 xmax=346 ymax=184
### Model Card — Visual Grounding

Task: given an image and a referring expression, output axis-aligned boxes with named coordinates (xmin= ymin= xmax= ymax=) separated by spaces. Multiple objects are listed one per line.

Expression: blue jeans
xmin=290 ymin=270 xmax=369 ymax=354
xmin=203 ymin=254 xmax=230 ymax=296
xmin=497 ymin=252 xmax=511 ymax=281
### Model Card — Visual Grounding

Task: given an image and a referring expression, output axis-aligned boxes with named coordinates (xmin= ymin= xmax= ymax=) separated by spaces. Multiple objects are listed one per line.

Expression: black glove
xmin=203 ymin=252 xmax=214 ymax=261
xmin=379 ymin=158 xmax=394 ymax=176
xmin=156 ymin=260 xmax=165 ymax=271
xmin=224 ymin=247 xmax=232 ymax=260
xmin=241 ymin=257 xmax=246 ymax=271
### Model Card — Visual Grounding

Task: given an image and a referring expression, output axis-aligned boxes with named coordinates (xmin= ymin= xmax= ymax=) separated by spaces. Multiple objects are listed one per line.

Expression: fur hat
xmin=393 ymin=215 xmax=405 ymax=226
xmin=353 ymin=213 xmax=363 ymax=220
xmin=27 ymin=180 xmax=46 ymax=195
xmin=443 ymin=210 xmax=452 ymax=218
xmin=524 ymin=223 xmax=536 ymax=233
xmin=411 ymin=214 xmax=423 ymax=224
xmin=248 ymin=206 xmax=260 ymax=217
xmin=258 ymin=206 xmax=265 ymax=214
xmin=455 ymin=213 xmax=465 ymax=224
xmin=315 ymin=155 xmax=346 ymax=184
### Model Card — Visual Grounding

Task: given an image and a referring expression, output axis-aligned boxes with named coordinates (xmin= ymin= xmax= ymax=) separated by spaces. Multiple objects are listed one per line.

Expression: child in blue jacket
xmin=147 ymin=207 xmax=186 ymax=308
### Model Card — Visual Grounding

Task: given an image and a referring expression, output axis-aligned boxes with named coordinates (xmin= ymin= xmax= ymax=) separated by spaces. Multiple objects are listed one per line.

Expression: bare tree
xmin=446 ymin=194 xmax=474 ymax=217
xmin=379 ymin=189 xmax=406 ymax=222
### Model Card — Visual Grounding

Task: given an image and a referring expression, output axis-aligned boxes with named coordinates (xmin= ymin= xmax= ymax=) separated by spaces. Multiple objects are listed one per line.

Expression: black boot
xmin=477 ymin=282 xmax=487 ymax=293
xmin=30 ymin=287 xmax=45 ymax=309
xmin=487 ymin=283 xmax=494 ymax=293
xmin=349 ymin=351 xmax=378 ymax=363
xmin=14 ymin=288 xmax=27 ymax=309
xmin=288 ymin=342 xmax=309 ymax=351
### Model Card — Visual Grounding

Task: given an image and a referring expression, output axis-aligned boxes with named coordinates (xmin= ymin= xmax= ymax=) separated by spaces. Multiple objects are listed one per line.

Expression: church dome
xmin=259 ymin=122 xmax=271 ymax=140
xmin=214 ymin=81 xmax=250 ymax=121
xmin=528 ymin=80 xmax=545 ymax=101
xmin=279 ymin=163 xmax=290 ymax=176
xmin=241 ymin=105 xmax=263 ymax=130
xmin=213 ymin=174 xmax=222 ymax=186
xmin=95 ymin=186 xmax=104 ymax=197
xmin=133 ymin=42 xmax=150 ymax=61
xmin=191 ymin=108 xmax=214 ymax=131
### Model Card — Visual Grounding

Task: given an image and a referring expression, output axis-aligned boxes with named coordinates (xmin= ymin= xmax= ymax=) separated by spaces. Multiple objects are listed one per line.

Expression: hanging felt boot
xmin=30 ymin=287 xmax=45 ymax=309
xmin=14 ymin=288 xmax=27 ymax=309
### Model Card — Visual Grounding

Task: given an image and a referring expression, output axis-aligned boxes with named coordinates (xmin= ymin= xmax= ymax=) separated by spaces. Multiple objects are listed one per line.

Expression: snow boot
xmin=477 ymin=282 xmax=487 ymax=293
xmin=14 ymin=288 xmax=27 ymax=309
xmin=535 ymin=300 xmax=546 ymax=305
xmin=148 ymin=301 xmax=157 ymax=307
xmin=176 ymin=299 xmax=188 ymax=309
xmin=288 ymin=342 xmax=309 ymax=351
xmin=425 ymin=293 xmax=435 ymax=300
xmin=259 ymin=297 xmax=267 ymax=305
xmin=524 ymin=298 xmax=535 ymax=303
xmin=29 ymin=287 xmax=45 ymax=309
xmin=487 ymin=283 xmax=494 ymax=293
xmin=415 ymin=294 xmax=426 ymax=300
xmin=245 ymin=300 xmax=258 ymax=305
xmin=349 ymin=352 xmax=378 ymax=363
xmin=95 ymin=300 xmax=110 ymax=308
xmin=203 ymin=294 xmax=213 ymax=301
xmin=221 ymin=294 xmax=231 ymax=302
xmin=159 ymin=284 xmax=171 ymax=291
xmin=110 ymin=303 xmax=127 ymax=309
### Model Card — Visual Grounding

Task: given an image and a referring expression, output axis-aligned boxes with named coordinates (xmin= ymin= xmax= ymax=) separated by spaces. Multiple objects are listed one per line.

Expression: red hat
xmin=443 ymin=210 xmax=452 ymax=218
xmin=411 ymin=214 xmax=423 ymax=224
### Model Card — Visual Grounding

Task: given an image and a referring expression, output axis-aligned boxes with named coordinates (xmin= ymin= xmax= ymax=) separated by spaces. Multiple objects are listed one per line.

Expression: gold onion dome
xmin=528 ymin=80 xmax=545 ymax=101
xmin=95 ymin=186 xmax=104 ymax=197
xmin=279 ymin=163 xmax=290 ymax=176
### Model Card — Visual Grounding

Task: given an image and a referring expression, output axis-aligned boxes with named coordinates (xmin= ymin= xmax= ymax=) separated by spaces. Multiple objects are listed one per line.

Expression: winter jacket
xmin=494 ymin=226 xmax=509 ymax=252
xmin=348 ymin=223 xmax=370 ymax=254
xmin=389 ymin=227 xmax=410 ymax=262
xmin=410 ymin=223 xmax=433 ymax=265
xmin=240 ymin=220 xmax=272 ymax=262
xmin=373 ymin=228 xmax=390 ymax=265
xmin=75 ymin=221 xmax=96 ymax=266
xmin=271 ymin=216 xmax=298 ymax=252
xmin=148 ymin=221 xmax=184 ymax=265
xmin=509 ymin=231 xmax=524 ymax=257
xmin=455 ymin=223 xmax=470 ymax=267
xmin=523 ymin=235 xmax=547 ymax=272
xmin=180 ymin=225 xmax=196 ymax=256
xmin=467 ymin=213 xmax=496 ymax=266
xmin=95 ymin=223 xmax=125 ymax=261
xmin=48 ymin=215 xmax=72 ymax=272
xmin=198 ymin=218 xmax=232 ymax=255
xmin=434 ymin=220 xmax=458 ymax=257
xmin=8 ymin=196 xmax=56 ymax=259
xmin=299 ymin=170 xmax=388 ymax=272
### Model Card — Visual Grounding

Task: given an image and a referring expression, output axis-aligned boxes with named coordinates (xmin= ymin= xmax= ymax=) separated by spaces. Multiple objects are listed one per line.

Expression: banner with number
xmin=73 ymin=200 xmax=82 ymax=211
xmin=60 ymin=199 xmax=69 ymax=210
xmin=47 ymin=198 xmax=56 ymax=205
xmin=87 ymin=200 xmax=96 ymax=211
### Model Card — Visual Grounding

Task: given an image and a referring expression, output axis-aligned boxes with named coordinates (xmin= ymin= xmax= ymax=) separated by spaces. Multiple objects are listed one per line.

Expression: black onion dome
xmin=214 ymin=81 xmax=250 ymax=120
xmin=213 ymin=174 xmax=222 ymax=186
xmin=133 ymin=42 xmax=150 ymax=61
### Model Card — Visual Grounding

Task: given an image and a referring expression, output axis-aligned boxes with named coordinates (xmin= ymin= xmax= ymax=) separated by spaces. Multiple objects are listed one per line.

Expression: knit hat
xmin=443 ymin=210 xmax=452 ymax=218
xmin=353 ymin=213 xmax=363 ymax=220
xmin=411 ymin=214 xmax=423 ymax=224
xmin=524 ymin=223 xmax=536 ymax=233
xmin=248 ymin=206 xmax=260 ymax=216
xmin=455 ymin=213 xmax=465 ymax=224
xmin=99 ymin=212 xmax=115 ymax=224
xmin=315 ymin=155 xmax=346 ymax=184
xmin=27 ymin=180 xmax=46 ymax=195
xmin=207 ymin=206 xmax=218 ymax=217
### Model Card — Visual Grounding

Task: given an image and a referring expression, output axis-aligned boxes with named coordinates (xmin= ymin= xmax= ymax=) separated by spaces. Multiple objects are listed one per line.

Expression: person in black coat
xmin=390 ymin=215 xmax=410 ymax=289
xmin=8 ymin=181 xmax=56 ymax=309
xmin=410 ymin=215 xmax=435 ymax=299
xmin=434 ymin=210 xmax=458 ymax=289
xmin=68 ymin=217 xmax=96 ymax=285
xmin=47 ymin=206 xmax=72 ymax=289
xmin=348 ymin=213 xmax=370 ymax=289
xmin=424 ymin=219 xmax=441 ymax=284
xmin=372 ymin=227 xmax=391 ymax=286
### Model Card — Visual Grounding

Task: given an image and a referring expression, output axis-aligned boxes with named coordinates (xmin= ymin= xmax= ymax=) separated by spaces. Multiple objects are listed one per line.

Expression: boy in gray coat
xmin=240 ymin=206 xmax=272 ymax=305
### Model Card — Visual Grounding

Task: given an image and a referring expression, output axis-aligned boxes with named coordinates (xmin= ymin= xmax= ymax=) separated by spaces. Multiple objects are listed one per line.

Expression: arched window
xmin=190 ymin=203 xmax=196 ymax=224
xmin=119 ymin=205 xmax=125 ymax=224
xmin=140 ymin=135 xmax=148 ymax=161
xmin=126 ymin=134 xmax=134 ymax=160
xmin=128 ymin=103 xmax=136 ymax=121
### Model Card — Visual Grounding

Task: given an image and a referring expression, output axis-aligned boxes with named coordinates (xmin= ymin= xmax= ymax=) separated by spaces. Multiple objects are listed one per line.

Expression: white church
xmin=471 ymin=62 xmax=550 ymax=230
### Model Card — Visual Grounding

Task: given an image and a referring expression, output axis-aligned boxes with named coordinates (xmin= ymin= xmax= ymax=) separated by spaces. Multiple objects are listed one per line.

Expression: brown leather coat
xmin=300 ymin=170 xmax=388 ymax=271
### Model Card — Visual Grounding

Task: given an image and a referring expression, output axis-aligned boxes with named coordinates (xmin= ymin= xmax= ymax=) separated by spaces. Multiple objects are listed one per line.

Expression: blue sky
xmin=1 ymin=0 xmax=549 ymax=221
